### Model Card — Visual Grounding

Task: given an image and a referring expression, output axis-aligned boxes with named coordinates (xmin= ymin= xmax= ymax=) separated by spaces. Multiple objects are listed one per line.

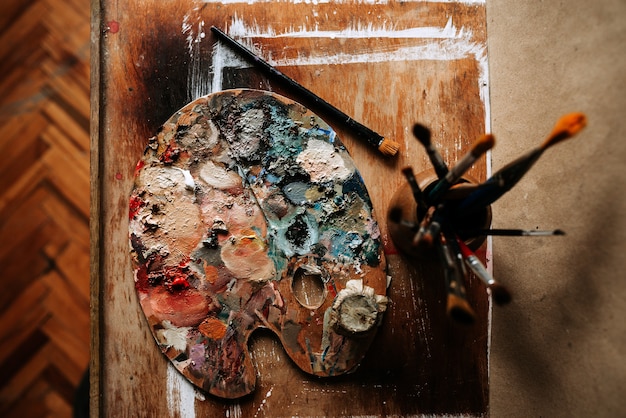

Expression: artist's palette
xmin=129 ymin=89 xmax=388 ymax=399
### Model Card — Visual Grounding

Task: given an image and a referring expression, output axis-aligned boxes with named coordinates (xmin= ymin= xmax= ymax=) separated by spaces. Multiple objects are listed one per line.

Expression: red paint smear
xmin=150 ymin=287 xmax=211 ymax=327
xmin=115 ymin=172 xmax=123 ymax=180
xmin=136 ymin=258 xmax=193 ymax=293
xmin=129 ymin=194 xmax=144 ymax=220
xmin=135 ymin=263 xmax=149 ymax=293
xmin=382 ymin=236 xmax=399 ymax=255
xmin=326 ymin=282 xmax=337 ymax=299
xmin=134 ymin=160 xmax=145 ymax=177
xmin=164 ymin=259 xmax=193 ymax=291
xmin=170 ymin=276 xmax=191 ymax=290
xmin=107 ymin=20 xmax=119 ymax=34
xmin=160 ymin=144 xmax=180 ymax=164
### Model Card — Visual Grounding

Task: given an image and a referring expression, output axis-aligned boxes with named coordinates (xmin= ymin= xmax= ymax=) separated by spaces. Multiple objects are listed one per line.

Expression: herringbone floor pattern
xmin=0 ymin=0 xmax=90 ymax=416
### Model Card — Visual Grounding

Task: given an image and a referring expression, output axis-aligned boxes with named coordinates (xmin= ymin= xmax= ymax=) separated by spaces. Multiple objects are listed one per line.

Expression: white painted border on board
xmin=184 ymin=16 xmax=489 ymax=127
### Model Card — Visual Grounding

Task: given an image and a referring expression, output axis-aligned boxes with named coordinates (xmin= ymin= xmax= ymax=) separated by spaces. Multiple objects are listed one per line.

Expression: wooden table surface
xmin=91 ymin=0 xmax=491 ymax=415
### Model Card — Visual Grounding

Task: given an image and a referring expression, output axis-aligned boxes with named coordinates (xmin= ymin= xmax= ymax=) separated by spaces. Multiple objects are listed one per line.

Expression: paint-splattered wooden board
xmin=91 ymin=0 xmax=491 ymax=416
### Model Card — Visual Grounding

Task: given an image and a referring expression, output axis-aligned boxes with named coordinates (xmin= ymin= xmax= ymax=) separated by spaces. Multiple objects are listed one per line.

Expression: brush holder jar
xmin=387 ymin=170 xmax=492 ymax=257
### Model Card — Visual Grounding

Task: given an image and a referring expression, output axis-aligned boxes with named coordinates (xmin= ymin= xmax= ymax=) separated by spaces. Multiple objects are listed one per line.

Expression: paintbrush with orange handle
xmin=427 ymin=134 xmax=495 ymax=204
xmin=456 ymin=112 xmax=587 ymax=214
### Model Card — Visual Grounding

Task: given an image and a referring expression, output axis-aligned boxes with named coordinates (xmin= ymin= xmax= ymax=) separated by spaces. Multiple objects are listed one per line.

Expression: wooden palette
xmin=129 ymin=89 xmax=388 ymax=399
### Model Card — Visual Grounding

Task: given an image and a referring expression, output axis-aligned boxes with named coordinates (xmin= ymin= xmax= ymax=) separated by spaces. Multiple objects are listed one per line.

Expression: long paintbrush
xmin=460 ymin=228 xmax=565 ymax=237
xmin=211 ymin=26 xmax=400 ymax=157
xmin=456 ymin=112 xmax=587 ymax=213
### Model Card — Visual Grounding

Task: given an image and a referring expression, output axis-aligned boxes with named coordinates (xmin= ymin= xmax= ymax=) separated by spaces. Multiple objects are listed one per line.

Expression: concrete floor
xmin=487 ymin=0 xmax=626 ymax=416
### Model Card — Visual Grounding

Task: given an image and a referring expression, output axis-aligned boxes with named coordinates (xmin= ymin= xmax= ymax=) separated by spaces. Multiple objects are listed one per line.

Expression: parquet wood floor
xmin=0 ymin=0 xmax=90 ymax=416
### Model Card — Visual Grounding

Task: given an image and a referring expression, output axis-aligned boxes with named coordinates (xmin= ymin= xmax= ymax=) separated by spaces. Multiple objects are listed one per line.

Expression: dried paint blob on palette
xmin=129 ymin=89 xmax=388 ymax=399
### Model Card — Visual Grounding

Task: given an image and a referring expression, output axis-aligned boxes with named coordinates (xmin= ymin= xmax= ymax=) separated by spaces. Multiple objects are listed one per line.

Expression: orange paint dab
xmin=203 ymin=263 xmax=219 ymax=284
xmin=199 ymin=317 xmax=227 ymax=340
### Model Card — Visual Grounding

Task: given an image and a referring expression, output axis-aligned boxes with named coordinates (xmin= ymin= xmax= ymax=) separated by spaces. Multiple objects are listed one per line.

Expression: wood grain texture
xmin=0 ymin=0 xmax=90 ymax=415
xmin=92 ymin=0 xmax=490 ymax=415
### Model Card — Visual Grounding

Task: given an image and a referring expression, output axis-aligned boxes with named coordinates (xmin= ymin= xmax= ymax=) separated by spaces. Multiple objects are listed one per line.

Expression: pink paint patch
xmin=107 ymin=20 xmax=119 ymax=34
xmin=115 ymin=172 xmax=123 ymax=180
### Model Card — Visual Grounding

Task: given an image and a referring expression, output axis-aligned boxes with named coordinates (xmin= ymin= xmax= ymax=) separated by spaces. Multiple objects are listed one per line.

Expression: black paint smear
xmin=210 ymin=94 xmax=271 ymax=166
xmin=278 ymin=170 xmax=311 ymax=191
xmin=202 ymin=230 xmax=219 ymax=249
xmin=130 ymin=233 xmax=147 ymax=264
xmin=342 ymin=173 xmax=373 ymax=208
xmin=310 ymin=243 xmax=328 ymax=258
xmin=148 ymin=272 xmax=164 ymax=287
xmin=285 ymin=214 xmax=310 ymax=249
xmin=132 ymin=24 xmax=193 ymax=138
xmin=175 ymin=122 xmax=191 ymax=139
xmin=173 ymin=352 xmax=188 ymax=362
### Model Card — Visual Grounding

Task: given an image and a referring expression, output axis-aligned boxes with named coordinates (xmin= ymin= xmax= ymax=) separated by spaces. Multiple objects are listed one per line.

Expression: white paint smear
xmin=167 ymin=363 xmax=197 ymax=418
xmin=253 ymin=387 xmax=274 ymax=418
xmin=229 ymin=16 xmax=460 ymax=39
xmin=297 ymin=139 xmax=353 ymax=183
xmin=226 ymin=403 xmax=242 ymax=418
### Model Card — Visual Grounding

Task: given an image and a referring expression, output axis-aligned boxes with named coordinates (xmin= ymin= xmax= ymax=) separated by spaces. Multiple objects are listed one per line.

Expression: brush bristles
xmin=412 ymin=123 xmax=432 ymax=146
xmin=378 ymin=138 xmax=400 ymax=156
xmin=543 ymin=112 xmax=587 ymax=148
xmin=471 ymin=134 xmax=496 ymax=156
xmin=490 ymin=283 xmax=512 ymax=305
xmin=447 ymin=294 xmax=476 ymax=324
xmin=553 ymin=112 xmax=587 ymax=137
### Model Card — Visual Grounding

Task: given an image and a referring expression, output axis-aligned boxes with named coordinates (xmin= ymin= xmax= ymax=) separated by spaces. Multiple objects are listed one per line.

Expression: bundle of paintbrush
xmin=391 ymin=112 xmax=587 ymax=324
